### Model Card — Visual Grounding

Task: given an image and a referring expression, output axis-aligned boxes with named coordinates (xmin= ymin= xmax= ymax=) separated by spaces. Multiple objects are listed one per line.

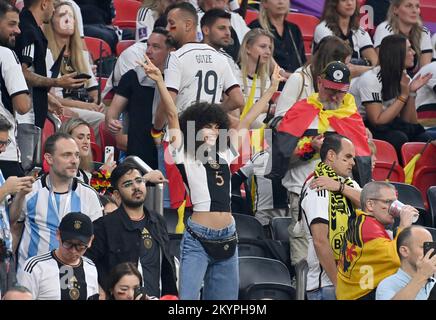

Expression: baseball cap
xmin=319 ymin=61 xmax=351 ymax=92
xmin=59 ymin=212 xmax=93 ymax=244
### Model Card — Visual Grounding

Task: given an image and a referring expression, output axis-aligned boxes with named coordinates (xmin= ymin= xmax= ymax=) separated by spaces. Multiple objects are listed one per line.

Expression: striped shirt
xmin=17 ymin=251 xmax=99 ymax=300
xmin=17 ymin=175 xmax=103 ymax=269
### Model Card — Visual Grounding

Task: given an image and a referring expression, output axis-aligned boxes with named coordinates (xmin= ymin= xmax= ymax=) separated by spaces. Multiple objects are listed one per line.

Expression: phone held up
xmin=423 ymin=242 xmax=436 ymax=259
xmin=27 ymin=166 xmax=42 ymax=179
xmin=134 ymin=287 xmax=147 ymax=300
xmin=104 ymin=146 xmax=115 ymax=163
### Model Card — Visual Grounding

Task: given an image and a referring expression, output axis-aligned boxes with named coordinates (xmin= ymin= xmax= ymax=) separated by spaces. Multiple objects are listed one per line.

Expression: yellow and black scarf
xmin=314 ymin=162 xmax=356 ymax=260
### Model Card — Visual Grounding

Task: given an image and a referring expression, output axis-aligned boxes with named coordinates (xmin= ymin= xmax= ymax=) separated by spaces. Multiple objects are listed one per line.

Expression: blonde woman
xmin=44 ymin=1 xmax=105 ymax=139
xmin=238 ymin=28 xmax=274 ymax=127
xmin=136 ymin=0 xmax=171 ymax=41
xmin=248 ymin=0 xmax=305 ymax=78
xmin=373 ymin=0 xmax=433 ymax=73
xmin=59 ymin=118 xmax=116 ymax=194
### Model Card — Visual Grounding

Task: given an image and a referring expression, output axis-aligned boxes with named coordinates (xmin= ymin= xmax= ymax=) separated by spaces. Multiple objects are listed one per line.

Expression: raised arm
xmin=137 ymin=55 xmax=182 ymax=149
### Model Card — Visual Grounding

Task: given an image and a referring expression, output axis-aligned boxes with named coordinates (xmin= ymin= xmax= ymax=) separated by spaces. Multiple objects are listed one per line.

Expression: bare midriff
xmin=191 ymin=211 xmax=233 ymax=230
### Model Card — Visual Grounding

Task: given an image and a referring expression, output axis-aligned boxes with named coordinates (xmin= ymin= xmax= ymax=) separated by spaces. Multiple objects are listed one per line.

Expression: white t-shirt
xmin=17 ymin=251 xmax=99 ymax=300
xmin=169 ymin=142 xmax=238 ymax=212
xmin=373 ymin=21 xmax=433 ymax=55
xmin=432 ymin=33 xmax=436 ymax=60
xmin=0 ymin=47 xmax=28 ymax=162
xmin=414 ymin=61 xmax=436 ymax=110
xmin=135 ymin=7 xmax=158 ymax=41
xmin=314 ymin=21 xmax=374 ymax=60
xmin=301 ymin=175 xmax=360 ymax=291
xmin=164 ymin=43 xmax=239 ymax=113
xmin=350 ymin=65 xmax=395 ymax=120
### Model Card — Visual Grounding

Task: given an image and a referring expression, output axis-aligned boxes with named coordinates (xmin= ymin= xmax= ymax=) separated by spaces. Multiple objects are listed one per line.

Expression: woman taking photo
xmin=59 ymin=118 xmax=115 ymax=194
xmin=374 ymin=0 xmax=433 ymax=74
xmin=139 ymin=54 xmax=283 ymax=299
xmin=351 ymin=34 xmax=433 ymax=159
xmin=314 ymin=0 xmax=378 ymax=77
xmin=106 ymin=262 xmax=151 ymax=300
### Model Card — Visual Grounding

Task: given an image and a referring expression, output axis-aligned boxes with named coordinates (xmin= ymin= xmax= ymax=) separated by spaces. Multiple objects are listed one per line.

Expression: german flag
xmin=266 ymin=93 xmax=372 ymax=186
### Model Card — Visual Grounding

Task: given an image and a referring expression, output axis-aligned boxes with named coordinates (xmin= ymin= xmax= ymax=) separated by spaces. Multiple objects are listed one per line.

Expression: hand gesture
xmin=56 ymin=72 xmax=88 ymax=89
xmin=48 ymin=94 xmax=64 ymax=117
xmin=107 ymin=119 xmax=123 ymax=135
xmin=270 ymin=64 xmax=287 ymax=92
xmin=3 ymin=176 xmax=34 ymax=196
xmin=100 ymin=153 xmax=117 ymax=174
xmin=143 ymin=170 xmax=168 ymax=184
xmin=137 ymin=55 xmax=163 ymax=83
xmin=410 ymin=72 xmax=432 ymax=93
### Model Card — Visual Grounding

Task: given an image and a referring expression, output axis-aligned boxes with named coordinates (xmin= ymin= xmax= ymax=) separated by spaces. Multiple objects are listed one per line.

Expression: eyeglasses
xmin=0 ymin=139 xmax=11 ymax=147
xmin=121 ymin=177 xmax=146 ymax=189
xmin=369 ymin=198 xmax=396 ymax=206
xmin=62 ymin=241 xmax=88 ymax=251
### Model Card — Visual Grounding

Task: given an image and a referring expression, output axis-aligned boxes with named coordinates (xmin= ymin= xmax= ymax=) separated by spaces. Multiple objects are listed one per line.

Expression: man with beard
xmin=85 ymin=161 xmax=178 ymax=298
xmin=9 ymin=132 xmax=103 ymax=270
xmin=0 ymin=2 xmax=31 ymax=178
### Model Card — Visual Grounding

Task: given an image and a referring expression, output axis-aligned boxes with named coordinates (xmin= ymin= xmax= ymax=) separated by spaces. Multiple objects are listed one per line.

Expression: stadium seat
xmin=428 ymin=187 xmax=436 ymax=227
xmin=244 ymin=10 xmax=259 ymax=25
xmin=270 ymin=217 xmax=291 ymax=242
xmin=390 ymin=182 xmax=431 ymax=227
xmin=233 ymin=213 xmax=265 ymax=239
xmin=286 ymin=13 xmax=320 ymax=59
xmin=295 ymin=259 xmax=308 ymax=300
xmin=238 ymin=256 xmax=293 ymax=300
xmin=372 ymin=139 xmax=405 ymax=182
xmin=116 ymin=40 xmax=135 ymax=56
xmin=84 ymin=36 xmax=112 ymax=60
xmin=237 ymin=239 xmax=270 ymax=258
xmin=401 ymin=142 xmax=436 ymax=208
xmin=113 ymin=0 xmax=141 ymax=29
xmin=168 ymin=233 xmax=182 ymax=260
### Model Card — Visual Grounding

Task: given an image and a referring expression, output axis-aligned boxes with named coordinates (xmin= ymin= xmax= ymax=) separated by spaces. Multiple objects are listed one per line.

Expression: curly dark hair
xmin=178 ymin=102 xmax=230 ymax=157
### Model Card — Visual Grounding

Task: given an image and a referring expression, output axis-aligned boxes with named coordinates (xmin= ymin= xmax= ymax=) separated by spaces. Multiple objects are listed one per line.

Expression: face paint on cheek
xmin=59 ymin=14 xmax=74 ymax=31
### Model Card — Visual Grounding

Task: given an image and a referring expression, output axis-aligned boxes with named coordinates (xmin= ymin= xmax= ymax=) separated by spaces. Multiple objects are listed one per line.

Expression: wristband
xmin=151 ymin=127 xmax=164 ymax=139
xmin=397 ymin=95 xmax=408 ymax=104
xmin=409 ymin=91 xmax=417 ymax=97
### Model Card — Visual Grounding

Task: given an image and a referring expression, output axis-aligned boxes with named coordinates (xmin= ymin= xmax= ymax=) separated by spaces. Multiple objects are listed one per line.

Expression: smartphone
xmin=134 ymin=287 xmax=147 ymax=300
xmin=73 ymin=73 xmax=92 ymax=80
xmin=27 ymin=166 xmax=41 ymax=179
xmin=104 ymin=146 xmax=115 ymax=163
xmin=423 ymin=242 xmax=436 ymax=258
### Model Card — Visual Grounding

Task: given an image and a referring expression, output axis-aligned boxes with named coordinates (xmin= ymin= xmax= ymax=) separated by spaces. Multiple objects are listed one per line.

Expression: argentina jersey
xmin=0 ymin=170 xmax=12 ymax=253
xmin=17 ymin=175 xmax=103 ymax=269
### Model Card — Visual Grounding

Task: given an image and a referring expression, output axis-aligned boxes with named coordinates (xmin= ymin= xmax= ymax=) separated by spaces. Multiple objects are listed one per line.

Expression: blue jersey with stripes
xmin=0 ymin=170 xmax=12 ymax=253
xmin=17 ymin=174 xmax=103 ymax=269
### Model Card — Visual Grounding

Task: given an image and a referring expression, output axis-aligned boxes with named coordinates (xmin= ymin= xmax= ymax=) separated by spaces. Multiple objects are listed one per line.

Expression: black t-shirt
xmin=249 ymin=19 xmax=306 ymax=73
xmin=132 ymin=217 xmax=161 ymax=298
xmin=14 ymin=8 xmax=48 ymax=128
xmin=116 ymin=69 xmax=158 ymax=169
xmin=75 ymin=0 xmax=114 ymax=25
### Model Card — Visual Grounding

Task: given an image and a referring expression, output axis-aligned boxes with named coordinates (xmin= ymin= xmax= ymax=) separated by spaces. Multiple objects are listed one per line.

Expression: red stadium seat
xmin=84 ymin=36 xmax=112 ymax=60
xmin=116 ymin=40 xmax=135 ymax=56
xmin=401 ymin=142 xmax=436 ymax=208
xmin=42 ymin=118 xmax=57 ymax=173
xmin=286 ymin=13 xmax=320 ymax=59
xmin=113 ymin=0 xmax=141 ymax=29
xmin=372 ymin=139 xmax=404 ymax=182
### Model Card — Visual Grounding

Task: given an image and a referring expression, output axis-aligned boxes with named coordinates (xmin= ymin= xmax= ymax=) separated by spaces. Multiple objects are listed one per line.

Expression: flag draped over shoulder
xmin=266 ymin=93 xmax=372 ymax=185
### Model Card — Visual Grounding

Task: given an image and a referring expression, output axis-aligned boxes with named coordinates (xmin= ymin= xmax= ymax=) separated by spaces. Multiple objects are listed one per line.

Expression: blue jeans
xmin=179 ymin=217 xmax=239 ymax=300
xmin=306 ymin=285 xmax=336 ymax=300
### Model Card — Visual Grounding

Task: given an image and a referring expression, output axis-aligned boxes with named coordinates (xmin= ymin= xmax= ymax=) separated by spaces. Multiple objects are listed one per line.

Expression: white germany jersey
xmin=0 ymin=46 xmax=29 ymax=162
xmin=135 ymin=7 xmax=158 ymax=41
xmin=164 ymin=43 xmax=240 ymax=113
xmin=300 ymin=175 xmax=360 ymax=291
xmin=415 ymin=62 xmax=436 ymax=110
xmin=17 ymin=251 xmax=99 ymax=300
xmin=349 ymin=65 xmax=396 ymax=120
xmin=373 ymin=21 xmax=433 ymax=55
xmin=314 ymin=21 xmax=374 ymax=60
xmin=17 ymin=175 xmax=103 ymax=269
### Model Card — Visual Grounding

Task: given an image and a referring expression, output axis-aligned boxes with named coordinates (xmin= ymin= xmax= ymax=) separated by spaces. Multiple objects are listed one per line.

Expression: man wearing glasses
xmin=85 ymin=161 xmax=178 ymax=299
xmin=17 ymin=212 xmax=99 ymax=300
xmin=337 ymin=181 xmax=418 ymax=300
